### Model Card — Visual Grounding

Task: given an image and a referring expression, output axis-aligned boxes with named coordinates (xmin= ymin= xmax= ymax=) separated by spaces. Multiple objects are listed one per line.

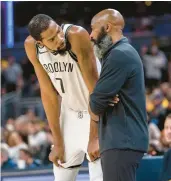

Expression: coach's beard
xmin=93 ymin=34 xmax=113 ymax=61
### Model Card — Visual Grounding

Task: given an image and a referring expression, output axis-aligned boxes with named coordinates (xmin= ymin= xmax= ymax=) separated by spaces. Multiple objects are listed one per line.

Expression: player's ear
xmin=36 ymin=41 xmax=44 ymax=48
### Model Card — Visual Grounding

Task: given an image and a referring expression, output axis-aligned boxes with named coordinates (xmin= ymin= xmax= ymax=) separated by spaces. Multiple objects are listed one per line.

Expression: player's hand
xmin=49 ymin=143 xmax=65 ymax=167
xmin=109 ymin=94 xmax=119 ymax=106
xmin=87 ymin=137 xmax=100 ymax=162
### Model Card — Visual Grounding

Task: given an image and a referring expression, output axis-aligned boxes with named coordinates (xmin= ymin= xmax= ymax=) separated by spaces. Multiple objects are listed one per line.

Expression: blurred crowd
xmin=1 ymin=110 xmax=53 ymax=170
xmin=141 ymin=39 xmax=171 ymax=156
xmin=1 ymin=56 xmax=51 ymax=170
xmin=1 ymin=56 xmax=40 ymax=97
xmin=1 ymin=37 xmax=171 ymax=170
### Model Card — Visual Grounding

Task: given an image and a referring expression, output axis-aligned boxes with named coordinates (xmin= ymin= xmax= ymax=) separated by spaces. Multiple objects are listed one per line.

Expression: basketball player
xmin=24 ymin=14 xmax=119 ymax=181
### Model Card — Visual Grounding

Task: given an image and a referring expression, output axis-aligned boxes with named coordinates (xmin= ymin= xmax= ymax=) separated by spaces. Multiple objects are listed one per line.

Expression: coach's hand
xmin=113 ymin=94 xmax=119 ymax=103
xmin=109 ymin=94 xmax=119 ymax=106
xmin=88 ymin=137 xmax=100 ymax=162
xmin=49 ymin=144 xmax=65 ymax=167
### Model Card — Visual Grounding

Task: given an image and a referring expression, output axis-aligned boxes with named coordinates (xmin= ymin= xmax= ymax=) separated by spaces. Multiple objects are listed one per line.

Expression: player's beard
xmin=54 ymin=43 xmax=67 ymax=56
xmin=56 ymin=48 xmax=66 ymax=55
xmin=92 ymin=27 xmax=113 ymax=61
xmin=57 ymin=42 xmax=67 ymax=55
xmin=47 ymin=40 xmax=67 ymax=56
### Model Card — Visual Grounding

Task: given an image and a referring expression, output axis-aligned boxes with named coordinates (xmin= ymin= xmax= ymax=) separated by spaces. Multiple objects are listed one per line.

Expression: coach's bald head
xmin=91 ymin=9 xmax=125 ymax=31
xmin=90 ymin=9 xmax=125 ymax=60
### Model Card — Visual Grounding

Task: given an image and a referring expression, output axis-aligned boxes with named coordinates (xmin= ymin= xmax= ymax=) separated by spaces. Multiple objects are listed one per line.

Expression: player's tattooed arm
xmin=68 ymin=26 xmax=99 ymax=93
xmin=24 ymin=36 xmax=64 ymax=148
xmin=68 ymin=26 xmax=100 ymax=161
xmin=88 ymin=104 xmax=99 ymax=122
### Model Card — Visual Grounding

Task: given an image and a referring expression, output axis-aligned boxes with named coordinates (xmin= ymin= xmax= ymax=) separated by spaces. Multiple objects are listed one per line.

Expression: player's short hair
xmin=166 ymin=114 xmax=171 ymax=120
xmin=28 ymin=14 xmax=55 ymax=41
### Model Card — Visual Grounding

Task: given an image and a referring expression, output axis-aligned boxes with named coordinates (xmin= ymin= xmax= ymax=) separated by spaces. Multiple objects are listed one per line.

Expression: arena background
xmin=1 ymin=1 xmax=171 ymax=181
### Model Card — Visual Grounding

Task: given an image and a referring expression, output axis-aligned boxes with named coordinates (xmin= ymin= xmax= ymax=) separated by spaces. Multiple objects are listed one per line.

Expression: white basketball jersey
xmin=37 ymin=24 xmax=101 ymax=111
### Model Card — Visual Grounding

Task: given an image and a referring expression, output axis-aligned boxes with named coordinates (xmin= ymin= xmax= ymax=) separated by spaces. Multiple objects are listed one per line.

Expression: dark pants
xmin=101 ymin=149 xmax=144 ymax=181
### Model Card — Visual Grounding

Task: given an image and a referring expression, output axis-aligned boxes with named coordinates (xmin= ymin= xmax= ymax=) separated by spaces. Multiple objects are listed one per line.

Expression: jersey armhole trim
xmin=68 ymin=50 xmax=78 ymax=62
xmin=64 ymin=25 xmax=78 ymax=62
xmin=35 ymin=43 xmax=39 ymax=60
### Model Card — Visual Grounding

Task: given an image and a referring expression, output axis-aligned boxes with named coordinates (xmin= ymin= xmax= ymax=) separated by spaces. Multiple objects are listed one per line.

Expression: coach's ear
xmin=105 ymin=23 xmax=112 ymax=33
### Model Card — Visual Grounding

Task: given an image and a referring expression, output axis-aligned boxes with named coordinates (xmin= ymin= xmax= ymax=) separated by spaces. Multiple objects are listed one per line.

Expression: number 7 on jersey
xmin=56 ymin=78 xmax=65 ymax=93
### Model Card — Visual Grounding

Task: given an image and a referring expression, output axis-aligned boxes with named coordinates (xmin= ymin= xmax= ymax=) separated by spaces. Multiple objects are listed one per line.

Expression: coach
xmin=89 ymin=9 xmax=149 ymax=181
